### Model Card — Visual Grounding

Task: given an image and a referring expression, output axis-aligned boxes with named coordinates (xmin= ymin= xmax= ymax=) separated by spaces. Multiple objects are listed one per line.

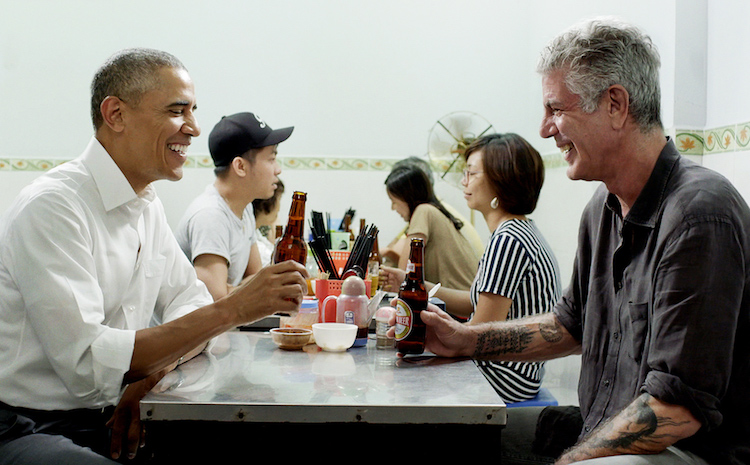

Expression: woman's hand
xmin=379 ymin=265 xmax=406 ymax=292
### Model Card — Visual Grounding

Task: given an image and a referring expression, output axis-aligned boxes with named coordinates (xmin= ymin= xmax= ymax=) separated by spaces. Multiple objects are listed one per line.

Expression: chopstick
xmin=341 ymin=224 xmax=378 ymax=278
xmin=308 ymin=237 xmax=340 ymax=280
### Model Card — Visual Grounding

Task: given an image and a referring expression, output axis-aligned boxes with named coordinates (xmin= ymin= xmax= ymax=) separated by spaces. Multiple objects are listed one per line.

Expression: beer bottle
xmin=273 ymin=191 xmax=307 ymax=265
xmin=394 ymin=238 xmax=427 ymax=354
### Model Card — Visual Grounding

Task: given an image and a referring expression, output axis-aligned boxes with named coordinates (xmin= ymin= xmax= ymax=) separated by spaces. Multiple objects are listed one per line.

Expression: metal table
xmin=140 ymin=330 xmax=505 ymax=459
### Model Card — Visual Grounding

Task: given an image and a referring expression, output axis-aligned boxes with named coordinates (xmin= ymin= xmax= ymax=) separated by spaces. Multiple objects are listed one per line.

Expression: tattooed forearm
xmin=558 ymin=394 xmax=698 ymax=464
xmin=539 ymin=317 xmax=564 ymax=343
xmin=474 ymin=326 xmax=534 ymax=358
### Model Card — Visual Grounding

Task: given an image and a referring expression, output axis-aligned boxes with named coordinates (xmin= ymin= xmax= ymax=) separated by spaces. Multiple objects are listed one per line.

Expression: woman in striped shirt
xmin=381 ymin=133 xmax=562 ymax=402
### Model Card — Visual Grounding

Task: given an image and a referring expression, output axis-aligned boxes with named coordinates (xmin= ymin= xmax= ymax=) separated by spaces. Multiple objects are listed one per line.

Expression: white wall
xmin=0 ymin=0 xmax=679 ymax=277
xmin=0 ymin=0 xmax=678 ymax=159
xmin=7 ymin=0 xmax=749 ymax=407
xmin=701 ymin=0 xmax=750 ymax=205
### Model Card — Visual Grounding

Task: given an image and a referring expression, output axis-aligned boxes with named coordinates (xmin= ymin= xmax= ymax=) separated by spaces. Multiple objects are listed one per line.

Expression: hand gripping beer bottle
xmin=273 ymin=191 xmax=307 ymax=265
xmin=394 ymin=238 xmax=427 ymax=354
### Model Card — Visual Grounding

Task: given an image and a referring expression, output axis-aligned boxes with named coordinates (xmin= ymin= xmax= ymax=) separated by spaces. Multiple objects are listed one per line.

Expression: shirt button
xmin=584 ymin=425 xmax=591 ymax=432
xmin=613 ymin=332 xmax=619 ymax=340
xmin=603 ymin=379 xmax=610 ymax=387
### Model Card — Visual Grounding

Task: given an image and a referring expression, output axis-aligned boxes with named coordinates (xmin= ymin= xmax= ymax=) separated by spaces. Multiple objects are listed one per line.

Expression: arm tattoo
xmin=539 ymin=317 xmax=564 ymax=343
xmin=569 ymin=394 xmax=693 ymax=459
xmin=474 ymin=326 xmax=533 ymax=358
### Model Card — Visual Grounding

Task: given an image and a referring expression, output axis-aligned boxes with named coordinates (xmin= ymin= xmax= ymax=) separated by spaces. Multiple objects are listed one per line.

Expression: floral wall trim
xmin=2 ymin=124 xmax=748 ymax=172
xmin=0 ymin=153 xmax=565 ymax=172
xmin=674 ymin=122 xmax=750 ymax=155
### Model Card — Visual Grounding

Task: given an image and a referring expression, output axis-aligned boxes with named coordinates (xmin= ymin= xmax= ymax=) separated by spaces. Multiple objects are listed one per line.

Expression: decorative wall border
xmin=673 ymin=122 xmax=750 ymax=156
xmin=1 ymin=123 xmax=748 ymax=173
xmin=0 ymin=153 xmax=567 ymax=172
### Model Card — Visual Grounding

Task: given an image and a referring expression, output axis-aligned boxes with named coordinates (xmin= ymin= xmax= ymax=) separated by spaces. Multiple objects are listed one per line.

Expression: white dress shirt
xmin=0 ymin=137 xmax=213 ymax=410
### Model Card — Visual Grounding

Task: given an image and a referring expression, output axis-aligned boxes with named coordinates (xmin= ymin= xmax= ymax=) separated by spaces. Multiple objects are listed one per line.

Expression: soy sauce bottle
xmin=394 ymin=238 xmax=427 ymax=354
xmin=273 ymin=191 xmax=307 ymax=265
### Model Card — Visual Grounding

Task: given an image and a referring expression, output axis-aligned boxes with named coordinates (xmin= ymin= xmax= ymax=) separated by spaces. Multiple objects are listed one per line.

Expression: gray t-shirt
xmin=175 ymin=184 xmax=257 ymax=286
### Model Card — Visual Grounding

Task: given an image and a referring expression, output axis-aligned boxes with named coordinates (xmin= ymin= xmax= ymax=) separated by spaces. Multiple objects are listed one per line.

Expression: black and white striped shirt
xmin=470 ymin=219 xmax=562 ymax=402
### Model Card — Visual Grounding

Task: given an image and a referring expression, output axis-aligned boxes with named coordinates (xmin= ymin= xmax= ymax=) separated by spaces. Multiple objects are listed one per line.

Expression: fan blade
xmin=436 ymin=119 xmax=462 ymax=144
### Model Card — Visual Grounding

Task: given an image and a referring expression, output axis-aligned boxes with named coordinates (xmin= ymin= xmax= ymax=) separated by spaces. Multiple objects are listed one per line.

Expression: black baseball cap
xmin=208 ymin=112 xmax=294 ymax=167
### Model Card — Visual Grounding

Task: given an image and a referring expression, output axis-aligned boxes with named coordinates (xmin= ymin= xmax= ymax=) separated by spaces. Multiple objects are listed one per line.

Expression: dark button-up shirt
xmin=554 ymin=140 xmax=750 ymax=464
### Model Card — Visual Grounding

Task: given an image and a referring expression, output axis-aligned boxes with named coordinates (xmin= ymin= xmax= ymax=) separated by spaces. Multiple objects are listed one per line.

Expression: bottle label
xmin=394 ymin=299 xmax=414 ymax=341
xmin=344 ymin=310 xmax=355 ymax=326
xmin=405 ymin=261 xmax=415 ymax=273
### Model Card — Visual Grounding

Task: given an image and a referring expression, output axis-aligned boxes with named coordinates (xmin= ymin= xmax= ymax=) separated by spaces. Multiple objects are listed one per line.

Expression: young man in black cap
xmin=176 ymin=112 xmax=294 ymax=301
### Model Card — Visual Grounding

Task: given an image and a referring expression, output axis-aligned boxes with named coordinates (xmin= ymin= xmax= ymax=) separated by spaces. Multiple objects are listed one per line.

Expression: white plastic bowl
xmin=312 ymin=323 xmax=358 ymax=352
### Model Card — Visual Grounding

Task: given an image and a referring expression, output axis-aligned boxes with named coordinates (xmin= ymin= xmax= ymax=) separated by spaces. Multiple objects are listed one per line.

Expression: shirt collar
xmin=81 ymin=136 xmax=156 ymax=212
xmin=605 ymin=138 xmax=680 ymax=229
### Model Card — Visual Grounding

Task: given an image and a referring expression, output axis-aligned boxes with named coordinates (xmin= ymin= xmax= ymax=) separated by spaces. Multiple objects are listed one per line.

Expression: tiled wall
xmin=3 ymin=122 xmax=746 ymax=174
xmin=674 ymin=122 xmax=750 ymax=155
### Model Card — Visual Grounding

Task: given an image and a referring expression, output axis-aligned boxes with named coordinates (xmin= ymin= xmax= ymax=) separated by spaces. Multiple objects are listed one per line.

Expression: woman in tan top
xmin=383 ymin=164 xmax=479 ymax=291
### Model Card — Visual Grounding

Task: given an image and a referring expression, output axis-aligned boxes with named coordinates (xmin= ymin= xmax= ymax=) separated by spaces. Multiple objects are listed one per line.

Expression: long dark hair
xmin=385 ymin=164 xmax=463 ymax=230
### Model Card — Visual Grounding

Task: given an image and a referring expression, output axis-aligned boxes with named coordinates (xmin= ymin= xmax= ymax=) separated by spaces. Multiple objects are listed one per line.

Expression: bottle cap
xmin=300 ymin=299 xmax=318 ymax=312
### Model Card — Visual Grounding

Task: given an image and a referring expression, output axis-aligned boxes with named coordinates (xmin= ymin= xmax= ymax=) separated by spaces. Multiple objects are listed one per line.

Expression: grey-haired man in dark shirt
xmin=405 ymin=18 xmax=750 ymax=465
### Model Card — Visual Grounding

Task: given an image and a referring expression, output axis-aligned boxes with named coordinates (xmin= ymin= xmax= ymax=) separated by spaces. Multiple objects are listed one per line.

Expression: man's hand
xmin=388 ymin=305 xmax=579 ymax=361
xmin=386 ymin=304 xmax=477 ymax=357
xmin=226 ymin=260 xmax=308 ymax=324
xmin=106 ymin=371 xmax=166 ymax=460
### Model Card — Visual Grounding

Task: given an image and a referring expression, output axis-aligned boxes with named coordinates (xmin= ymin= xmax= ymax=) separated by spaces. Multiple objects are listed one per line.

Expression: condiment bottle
xmin=343 ymin=214 xmax=355 ymax=250
xmin=367 ymin=230 xmax=381 ymax=296
xmin=376 ymin=306 xmax=394 ymax=349
xmin=273 ymin=191 xmax=307 ymax=265
xmin=337 ymin=276 xmax=370 ymax=347
xmin=394 ymin=238 xmax=427 ymax=354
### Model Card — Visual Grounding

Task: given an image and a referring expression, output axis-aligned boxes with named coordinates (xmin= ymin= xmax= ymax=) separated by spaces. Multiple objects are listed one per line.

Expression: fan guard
xmin=427 ymin=111 xmax=494 ymax=188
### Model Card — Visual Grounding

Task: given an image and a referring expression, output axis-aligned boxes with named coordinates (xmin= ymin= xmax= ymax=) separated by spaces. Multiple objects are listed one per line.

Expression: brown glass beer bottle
xmin=394 ymin=238 xmax=427 ymax=354
xmin=273 ymin=191 xmax=307 ymax=265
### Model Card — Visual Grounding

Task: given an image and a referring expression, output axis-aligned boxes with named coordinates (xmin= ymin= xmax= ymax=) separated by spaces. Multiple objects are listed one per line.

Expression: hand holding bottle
xmin=225 ymin=260 xmax=309 ymax=325
xmin=394 ymin=238 xmax=428 ymax=354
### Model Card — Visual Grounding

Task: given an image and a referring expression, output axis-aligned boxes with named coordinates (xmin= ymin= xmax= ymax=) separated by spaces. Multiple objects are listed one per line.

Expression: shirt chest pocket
xmin=142 ymin=256 xmax=166 ymax=278
xmin=624 ymin=301 xmax=649 ymax=363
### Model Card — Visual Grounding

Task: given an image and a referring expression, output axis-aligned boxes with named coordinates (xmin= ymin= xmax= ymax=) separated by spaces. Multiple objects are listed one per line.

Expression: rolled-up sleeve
xmin=90 ymin=328 xmax=136 ymax=401
xmin=7 ymin=192 xmax=135 ymax=405
xmin=645 ymin=216 xmax=743 ymax=430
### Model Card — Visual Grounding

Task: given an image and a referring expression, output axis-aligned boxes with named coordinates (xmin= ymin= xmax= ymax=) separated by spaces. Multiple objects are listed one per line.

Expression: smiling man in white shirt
xmin=0 ymin=48 xmax=307 ymax=464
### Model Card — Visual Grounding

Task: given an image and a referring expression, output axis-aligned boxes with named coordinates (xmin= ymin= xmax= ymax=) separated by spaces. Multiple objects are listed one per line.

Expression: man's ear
xmin=99 ymin=96 xmax=126 ymax=132
xmin=606 ymin=85 xmax=630 ymax=130
xmin=230 ymin=156 xmax=248 ymax=177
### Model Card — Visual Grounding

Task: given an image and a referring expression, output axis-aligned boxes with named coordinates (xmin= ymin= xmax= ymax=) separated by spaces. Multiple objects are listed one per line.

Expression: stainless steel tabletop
xmin=140 ymin=330 xmax=506 ymax=426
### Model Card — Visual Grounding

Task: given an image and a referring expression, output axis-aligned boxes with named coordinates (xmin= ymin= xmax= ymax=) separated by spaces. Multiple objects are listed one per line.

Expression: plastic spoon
xmin=429 ymin=283 xmax=441 ymax=299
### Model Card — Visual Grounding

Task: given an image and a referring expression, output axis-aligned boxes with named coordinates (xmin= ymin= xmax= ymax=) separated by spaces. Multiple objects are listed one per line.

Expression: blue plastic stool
xmin=506 ymin=387 xmax=559 ymax=408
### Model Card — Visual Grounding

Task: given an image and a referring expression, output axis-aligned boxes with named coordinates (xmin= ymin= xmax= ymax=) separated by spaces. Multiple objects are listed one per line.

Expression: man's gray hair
xmin=537 ymin=17 xmax=662 ymax=131
xmin=90 ymin=48 xmax=186 ymax=130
